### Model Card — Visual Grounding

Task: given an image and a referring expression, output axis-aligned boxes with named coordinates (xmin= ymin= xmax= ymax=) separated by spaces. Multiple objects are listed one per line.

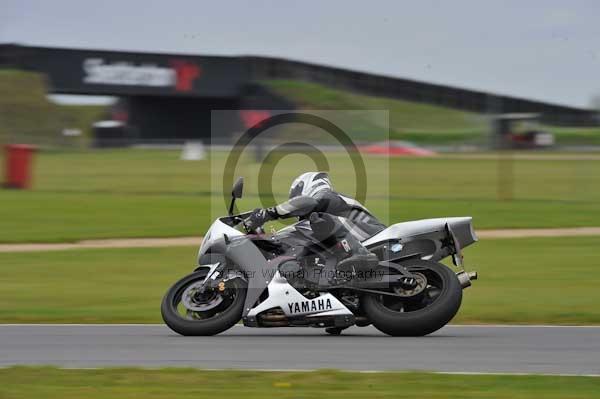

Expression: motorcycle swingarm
xmin=346 ymin=286 xmax=413 ymax=298
xmin=377 ymin=260 xmax=417 ymax=276
xmin=345 ymin=273 xmax=417 ymax=290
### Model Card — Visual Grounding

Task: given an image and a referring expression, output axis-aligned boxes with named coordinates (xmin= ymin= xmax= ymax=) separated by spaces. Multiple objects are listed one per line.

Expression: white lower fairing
xmin=247 ymin=272 xmax=353 ymax=318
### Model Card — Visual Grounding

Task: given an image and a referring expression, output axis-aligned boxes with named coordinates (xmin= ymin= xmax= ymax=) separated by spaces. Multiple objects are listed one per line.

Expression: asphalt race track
xmin=1 ymin=325 xmax=599 ymax=375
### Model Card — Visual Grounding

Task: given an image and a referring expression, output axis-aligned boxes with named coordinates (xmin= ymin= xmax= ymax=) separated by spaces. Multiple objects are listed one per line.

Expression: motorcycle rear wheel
xmin=362 ymin=260 xmax=462 ymax=336
xmin=161 ymin=270 xmax=247 ymax=336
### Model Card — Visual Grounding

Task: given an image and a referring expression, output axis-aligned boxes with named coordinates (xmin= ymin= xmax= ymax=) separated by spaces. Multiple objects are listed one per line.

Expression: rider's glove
xmin=245 ymin=207 xmax=278 ymax=231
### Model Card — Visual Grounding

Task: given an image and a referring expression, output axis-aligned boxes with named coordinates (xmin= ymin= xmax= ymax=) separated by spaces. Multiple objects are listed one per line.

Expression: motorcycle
xmin=161 ymin=177 xmax=478 ymax=336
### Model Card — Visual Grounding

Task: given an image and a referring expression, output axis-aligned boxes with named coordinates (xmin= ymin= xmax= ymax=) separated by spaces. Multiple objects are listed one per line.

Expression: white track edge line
xmin=0 ymin=365 xmax=597 ymax=377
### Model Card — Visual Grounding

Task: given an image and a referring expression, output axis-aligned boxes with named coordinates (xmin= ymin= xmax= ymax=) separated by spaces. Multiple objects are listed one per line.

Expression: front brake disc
xmin=181 ymin=281 xmax=224 ymax=312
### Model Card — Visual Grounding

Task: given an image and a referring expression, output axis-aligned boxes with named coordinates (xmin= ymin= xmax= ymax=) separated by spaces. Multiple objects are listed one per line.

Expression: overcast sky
xmin=2 ymin=0 xmax=599 ymax=108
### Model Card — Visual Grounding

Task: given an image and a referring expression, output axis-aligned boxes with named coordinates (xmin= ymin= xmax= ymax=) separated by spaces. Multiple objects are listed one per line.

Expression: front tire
xmin=161 ymin=271 xmax=246 ymax=336
xmin=362 ymin=260 xmax=462 ymax=336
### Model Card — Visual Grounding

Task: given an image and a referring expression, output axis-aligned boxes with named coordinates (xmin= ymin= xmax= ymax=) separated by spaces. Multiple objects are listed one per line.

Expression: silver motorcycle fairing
xmin=361 ymin=217 xmax=477 ymax=262
xmin=197 ymin=218 xmax=244 ymax=262
xmin=222 ymin=235 xmax=280 ymax=318
xmin=200 ymin=228 xmax=352 ymax=322
xmin=247 ymin=271 xmax=353 ymax=319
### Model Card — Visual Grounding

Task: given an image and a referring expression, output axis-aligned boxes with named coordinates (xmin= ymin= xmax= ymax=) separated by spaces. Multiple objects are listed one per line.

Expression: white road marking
xmin=0 ymin=365 xmax=597 ymax=377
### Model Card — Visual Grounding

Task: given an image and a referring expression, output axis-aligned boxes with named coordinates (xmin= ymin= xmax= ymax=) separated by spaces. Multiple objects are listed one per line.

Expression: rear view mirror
xmin=232 ymin=177 xmax=244 ymax=198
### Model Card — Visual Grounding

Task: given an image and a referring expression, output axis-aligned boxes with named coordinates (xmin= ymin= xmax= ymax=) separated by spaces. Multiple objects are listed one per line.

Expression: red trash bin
xmin=4 ymin=144 xmax=36 ymax=189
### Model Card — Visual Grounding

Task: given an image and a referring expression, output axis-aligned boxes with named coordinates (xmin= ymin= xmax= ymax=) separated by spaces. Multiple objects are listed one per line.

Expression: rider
xmin=244 ymin=172 xmax=383 ymax=272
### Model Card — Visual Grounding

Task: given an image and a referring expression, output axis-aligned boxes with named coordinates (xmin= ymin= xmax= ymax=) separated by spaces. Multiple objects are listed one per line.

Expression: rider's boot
xmin=332 ymin=232 xmax=379 ymax=275
xmin=308 ymin=212 xmax=379 ymax=276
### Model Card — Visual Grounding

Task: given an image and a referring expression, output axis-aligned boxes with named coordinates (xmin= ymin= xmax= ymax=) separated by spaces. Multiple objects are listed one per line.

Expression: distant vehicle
xmin=161 ymin=177 xmax=478 ymax=336
xmin=359 ymin=140 xmax=436 ymax=156
xmin=492 ymin=113 xmax=555 ymax=149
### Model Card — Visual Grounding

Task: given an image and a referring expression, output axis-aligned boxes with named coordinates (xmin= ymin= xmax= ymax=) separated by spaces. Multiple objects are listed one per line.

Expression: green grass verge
xmin=1 ymin=149 xmax=599 ymax=243
xmin=0 ymin=69 xmax=106 ymax=147
xmin=264 ymin=79 xmax=600 ymax=145
xmin=264 ymin=79 xmax=487 ymax=144
xmin=0 ymin=191 xmax=209 ymax=243
xmin=1 ymin=236 xmax=599 ymax=324
xmin=264 ymin=80 xmax=480 ymax=130
xmin=547 ymin=126 xmax=600 ymax=145
xmin=2 ymin=367 xmax=599 ymax=399
xmin=3 ymin=191 xmax=600 ymax=243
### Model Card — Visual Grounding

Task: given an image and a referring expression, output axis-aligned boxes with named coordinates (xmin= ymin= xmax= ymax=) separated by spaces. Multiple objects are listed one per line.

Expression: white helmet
xmin=289 ymin=172 xmax=333 ymax=199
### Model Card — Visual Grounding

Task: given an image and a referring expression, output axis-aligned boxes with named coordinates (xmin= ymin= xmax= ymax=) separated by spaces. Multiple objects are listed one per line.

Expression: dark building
xmin=0 ymin=44 xmax=294 ymax=144
xmin=0 ymin=44 xmax=595 ymax=145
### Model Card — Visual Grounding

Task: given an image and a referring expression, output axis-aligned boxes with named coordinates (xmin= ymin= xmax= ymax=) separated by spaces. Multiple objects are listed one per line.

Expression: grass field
xmin=265 ymin=80 xmax=600 ymax=145
xmin=2 ymin=367 xmax=599 ymax=399
xmin=0 ymin=70 xmax=105 ymax=147
xmin=265 ymin=80 xmax=486 ymax=144
xmin=1 ymin=149 xmax=599 ymax=243
xmin=1 ymin=236 xmax=598 ymax=324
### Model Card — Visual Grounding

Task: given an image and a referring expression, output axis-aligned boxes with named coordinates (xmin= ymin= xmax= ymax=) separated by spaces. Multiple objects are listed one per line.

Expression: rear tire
xmin=161 ymin=271 xmax=246 ymax=336
xmin=362 ymin=260 xmax=462 ymax=336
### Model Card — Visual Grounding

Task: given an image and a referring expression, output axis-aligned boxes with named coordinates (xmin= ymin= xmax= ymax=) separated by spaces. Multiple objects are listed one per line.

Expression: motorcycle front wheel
xmin=161 ymin=270 xmax=247 ymax=336
xmin=362 ymin=259 xmax=462 ymax=336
